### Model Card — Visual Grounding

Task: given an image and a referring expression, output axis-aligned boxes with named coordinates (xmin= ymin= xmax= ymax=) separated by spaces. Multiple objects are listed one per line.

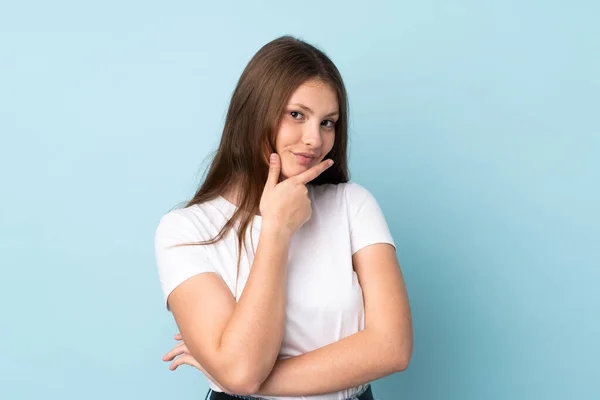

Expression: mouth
xmin=292 ymin=152 xmax=317 ymax=165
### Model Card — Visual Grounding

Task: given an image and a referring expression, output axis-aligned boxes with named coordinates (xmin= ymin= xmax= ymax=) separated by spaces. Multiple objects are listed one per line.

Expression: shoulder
xmin=310 ymin=181 xmax=371 ymax=197
xmin=342 ymin=181 xmax=375 ymax=201
xmin=155 ymin=207 xmax=194 ymax=233
xmin=154 ymin=199 xmax=225 ymax=244
xmin=154 ymin=208 xmax=199 ymax=248
xmin=310 ymin=181 xmax=378 ymax=210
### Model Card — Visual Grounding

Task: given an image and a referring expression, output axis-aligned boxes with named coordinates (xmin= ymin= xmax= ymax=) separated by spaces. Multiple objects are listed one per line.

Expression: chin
xmin=280 ymin=166 xmax=296 ymax=179
xmin=280 ymin=152 xmax=318 ymax=178
xmin=281 ymin=164 xmax=306 ymax=179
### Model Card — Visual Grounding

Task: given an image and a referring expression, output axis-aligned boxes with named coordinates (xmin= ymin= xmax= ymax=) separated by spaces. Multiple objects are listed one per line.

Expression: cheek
xmin=279 ymin=153 xmax=298 ymax=179
xmin=274 ymin=120 xmax=297 ymax=150
xmin=273 ymin=125 xmax=295 ymax=178
xmin=319 ymin=132 xmax=335 ymax=161
xmin=325 ymin=133 xmax=335 ymax=153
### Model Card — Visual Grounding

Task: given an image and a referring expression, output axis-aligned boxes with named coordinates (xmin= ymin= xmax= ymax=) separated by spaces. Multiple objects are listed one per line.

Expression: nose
xmin=302 ymin=123 xmax=323 ymax=148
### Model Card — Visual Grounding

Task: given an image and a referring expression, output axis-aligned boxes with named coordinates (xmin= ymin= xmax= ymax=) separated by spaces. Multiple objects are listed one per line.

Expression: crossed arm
xmin=256 ymin=242 xmax=412 ymax=396
xmin=166 ymin=242 xmax=412 ymax=397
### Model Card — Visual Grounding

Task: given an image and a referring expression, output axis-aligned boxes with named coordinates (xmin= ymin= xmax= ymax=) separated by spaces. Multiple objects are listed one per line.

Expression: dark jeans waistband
xmin=207 ymin=384 xmax=374 ymax=400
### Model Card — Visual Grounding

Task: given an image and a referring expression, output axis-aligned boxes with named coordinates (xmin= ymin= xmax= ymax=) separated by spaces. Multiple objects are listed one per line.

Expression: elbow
xmin=218 ymin=363 xmax=265 ymax=396
xmin=222 ymin=369 xmax=262 ymax=396
xmin=392 ymin=342 xmax=413 ymax=372
xmin=192 ymin=346 xmax=270 ymax=395
xmin=220 ymin=350 xmax=277 ymax=395
xmin=224 ymin=381 xmax=261 ymax=397
xmin=186 ymin=352 xmax=263 ymax=395
xmin=393 ymin=351 xmax=412 ymax=372
xmin=387 ymin=335 xmax=413 ymax=372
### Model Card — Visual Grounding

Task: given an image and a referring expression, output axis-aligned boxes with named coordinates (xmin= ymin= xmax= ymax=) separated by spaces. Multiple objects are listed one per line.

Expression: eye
xmin=290 ymin=111 xmax=303 ymax=119
xmin=322 ymin=119 xmax=336 ymax=128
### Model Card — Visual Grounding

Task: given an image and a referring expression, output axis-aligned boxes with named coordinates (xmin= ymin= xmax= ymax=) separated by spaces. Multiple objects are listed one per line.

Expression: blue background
xmin=1 ymin=1 xmax=598 ymax=399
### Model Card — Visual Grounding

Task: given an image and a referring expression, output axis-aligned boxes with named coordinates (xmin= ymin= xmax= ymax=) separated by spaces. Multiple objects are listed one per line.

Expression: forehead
xmin=288 ymin=80 xmax=338 ymax=109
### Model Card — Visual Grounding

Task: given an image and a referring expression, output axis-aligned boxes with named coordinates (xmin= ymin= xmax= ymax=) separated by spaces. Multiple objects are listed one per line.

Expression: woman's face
xmin=274 ymin=79 xmax=339 ymax=180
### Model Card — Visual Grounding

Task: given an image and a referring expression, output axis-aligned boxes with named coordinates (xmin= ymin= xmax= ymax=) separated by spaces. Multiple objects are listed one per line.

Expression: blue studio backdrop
xmin=1 ymin=1 xmax=598 ymax=399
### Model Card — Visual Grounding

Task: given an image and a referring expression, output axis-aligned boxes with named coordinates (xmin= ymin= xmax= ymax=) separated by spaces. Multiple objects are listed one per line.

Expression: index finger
xmin=294 ymin=159 xmax=334 ymax=184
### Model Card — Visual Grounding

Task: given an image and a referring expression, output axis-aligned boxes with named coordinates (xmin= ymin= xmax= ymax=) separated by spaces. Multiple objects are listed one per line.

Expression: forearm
xmin=256 ymin=329 xmax=408 ymax=397
xmin=218 ymin=222 xmax=291 ymax=385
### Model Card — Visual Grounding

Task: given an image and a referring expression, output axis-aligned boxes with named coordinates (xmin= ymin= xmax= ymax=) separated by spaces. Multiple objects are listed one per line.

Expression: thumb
xmin=265 ymin=153 xmax=280 ymax=188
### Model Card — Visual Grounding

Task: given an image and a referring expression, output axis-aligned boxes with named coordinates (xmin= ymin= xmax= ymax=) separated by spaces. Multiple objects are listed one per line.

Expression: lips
xmin=293 ymin=152 xmax=317 ymax=165
xmin=293 ymin=152 xmax=318 ymax=159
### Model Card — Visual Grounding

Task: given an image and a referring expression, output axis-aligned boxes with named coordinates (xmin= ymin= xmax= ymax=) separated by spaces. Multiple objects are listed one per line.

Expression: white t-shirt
xmin=154 ymin=181 xmax=396 ymax=400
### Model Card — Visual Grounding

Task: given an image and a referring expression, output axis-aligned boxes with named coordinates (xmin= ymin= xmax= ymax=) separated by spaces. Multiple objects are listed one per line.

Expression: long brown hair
xmin=180 ymin=35 xmax=350 ymax=273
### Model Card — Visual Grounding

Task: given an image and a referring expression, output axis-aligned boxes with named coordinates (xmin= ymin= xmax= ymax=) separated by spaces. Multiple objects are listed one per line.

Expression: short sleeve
xmin=346 ymin=182 xmax=396 ymax=255
xmin=154 ymin=211 xmax=217 ymax=311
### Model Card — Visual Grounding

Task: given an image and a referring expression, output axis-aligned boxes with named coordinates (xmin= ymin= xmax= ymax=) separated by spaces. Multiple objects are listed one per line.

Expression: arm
xmin=257 ymin=243 xmax=413 ymax=397
xmin=167 ymin=221 xmax=291 ymax=395
xmin=162 ymin=155 xmax=334 ymax=395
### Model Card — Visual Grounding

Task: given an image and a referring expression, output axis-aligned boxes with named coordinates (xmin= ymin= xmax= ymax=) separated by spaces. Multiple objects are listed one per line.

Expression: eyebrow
xmin=290 ymin=103 xmax=339 ymax=118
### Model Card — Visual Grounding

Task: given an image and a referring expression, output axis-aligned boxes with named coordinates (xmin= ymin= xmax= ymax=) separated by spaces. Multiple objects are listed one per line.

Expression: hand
xmin=259 ymin=153 xmax=334 ymax=235
xmin=162 ymin=332 xmax=230 ymax=393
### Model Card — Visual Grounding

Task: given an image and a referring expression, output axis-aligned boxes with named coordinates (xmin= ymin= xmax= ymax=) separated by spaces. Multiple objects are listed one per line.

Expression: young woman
xmin=155 ymin=35 xmax=413 ymax=400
